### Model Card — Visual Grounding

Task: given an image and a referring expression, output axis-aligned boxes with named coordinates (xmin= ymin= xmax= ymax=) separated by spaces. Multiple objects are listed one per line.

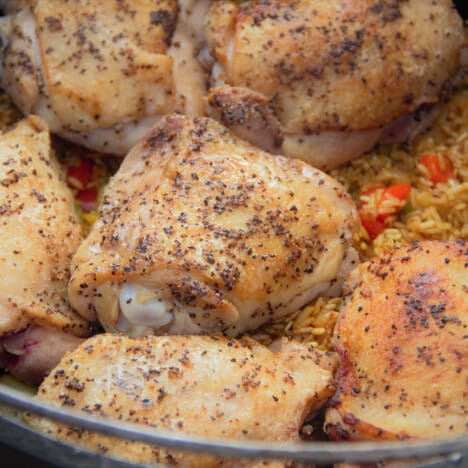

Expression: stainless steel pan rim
xmin=0 ymin=383 xmax=466 ymax=465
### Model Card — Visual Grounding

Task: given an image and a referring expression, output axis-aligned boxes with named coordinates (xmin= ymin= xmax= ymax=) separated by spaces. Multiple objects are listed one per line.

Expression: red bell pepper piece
xmin=76 ymin=187 xmax=98 ymax=212
xmin=383 ymin=183 xmax=412 ymax=201
xmin=67 ymin=158 xmax=94 ymax=189
xmin=419 ymin=154 xmax=454 ymax=185
xmin=359 ymin=210 xmax=387 ymax=240
xmin=359 ymin=183 xmax=412 ymax=240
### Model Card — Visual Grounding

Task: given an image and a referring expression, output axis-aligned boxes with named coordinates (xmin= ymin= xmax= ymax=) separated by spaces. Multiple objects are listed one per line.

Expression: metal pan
xmin=0 ymin=384 xmax=467 ymax=467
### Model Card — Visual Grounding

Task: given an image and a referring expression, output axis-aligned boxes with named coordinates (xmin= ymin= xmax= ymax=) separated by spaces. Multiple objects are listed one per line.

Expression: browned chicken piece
xmin=205 ymin=0 xmax=465 ymax=170
xmin=0 ymin=0 xmax=210 ymax=155
xmin=0 ymin=116 xmax=90 ymax=384
xmin=27 ymin=333 xmax=337 ymax=467
xmin=68 ymin=115 xmax=359 ymax=337
xmin=324 ymin=241 xmax=468 ymax=441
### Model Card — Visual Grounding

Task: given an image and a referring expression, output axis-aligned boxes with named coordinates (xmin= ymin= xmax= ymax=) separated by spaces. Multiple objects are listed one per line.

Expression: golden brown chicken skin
xmin=205 ymin=0 xmax=464 ymax=169
xmin=68 ymin=115 xmax=359 ymax=337
xmin=0 ymin=116 xmax=90 ymax=384
xmin=27 ymin=334 xmax=337 ymax=467
xmin=0 ymin=0 xmax=210 ymax=155
xmin=325 ymin=241 xmax=468 ymax=441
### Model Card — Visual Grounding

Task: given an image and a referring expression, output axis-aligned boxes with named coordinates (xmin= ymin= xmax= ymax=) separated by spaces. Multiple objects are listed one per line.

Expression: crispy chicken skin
xmin=27 ymin=334 xmax=337 ymax=467
xmin=0 ymin=0 xmax=209 ymax=155
xmin=325 ymin=241 xmax=468 ymax=441
xmin=205 ymin=0 xmax=464 ymax=169
xmin=68 ymin=115 xmax=359 ymax=337
xmin=0 ymin=117 xmax=90 ymax=384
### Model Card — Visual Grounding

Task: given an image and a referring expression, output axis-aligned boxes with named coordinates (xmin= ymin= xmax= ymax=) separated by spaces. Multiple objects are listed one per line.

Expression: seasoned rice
xmin=331 ymin=86 xmax=468 ymax=256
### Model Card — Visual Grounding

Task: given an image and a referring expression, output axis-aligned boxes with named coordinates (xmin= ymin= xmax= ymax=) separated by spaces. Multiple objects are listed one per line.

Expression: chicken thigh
xmin=69 ymin=115 xmax=359 ymax=337
xmin=27 ymin=333 xmax=337 ymax=467
xmin=204 ymin=0 xmax=465 ymax=170
xmin=325 ymin=241 xmax=468 ymax=440
xmin=0 ymin=116 xmax=90 ymax=384
xmin=0 ymin=0 xmax=210 ymax=155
